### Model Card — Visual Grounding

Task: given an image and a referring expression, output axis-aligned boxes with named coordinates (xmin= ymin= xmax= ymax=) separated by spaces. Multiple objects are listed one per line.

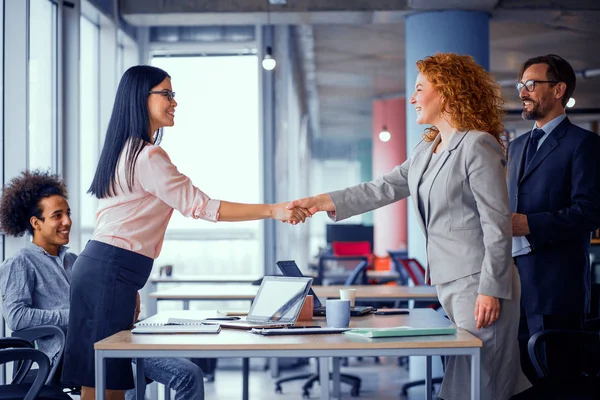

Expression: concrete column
xmin=405 ymin=10 xmax=490 ymax=265
xmin=372 ymin=98 xmax=407 ymax=257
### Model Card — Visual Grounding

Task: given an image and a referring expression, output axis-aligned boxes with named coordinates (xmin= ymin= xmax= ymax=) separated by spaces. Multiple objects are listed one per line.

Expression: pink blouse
xmin=92 ymin=143 xmax=221 ymax=259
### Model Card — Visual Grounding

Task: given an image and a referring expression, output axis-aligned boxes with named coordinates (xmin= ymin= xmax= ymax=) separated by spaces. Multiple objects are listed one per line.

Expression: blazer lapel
xmin=424 ymin=130 xmax=469 ymax=226
xmin=520 ymin=118 xmax=569 ymax=183
xmin=408 ymin=138 xmax=437 ymax=233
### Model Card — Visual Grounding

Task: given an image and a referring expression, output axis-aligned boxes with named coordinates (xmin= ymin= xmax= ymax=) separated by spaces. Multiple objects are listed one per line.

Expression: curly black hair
xmin=0 ymin=170 xmax=68 ymax=237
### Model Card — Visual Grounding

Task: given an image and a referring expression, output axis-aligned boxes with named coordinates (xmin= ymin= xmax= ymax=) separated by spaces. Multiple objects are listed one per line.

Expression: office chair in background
xmin=518 ymin=328 xmax=600 ymax=400
xmin=0 ymin=337 xmax=71 ymax=400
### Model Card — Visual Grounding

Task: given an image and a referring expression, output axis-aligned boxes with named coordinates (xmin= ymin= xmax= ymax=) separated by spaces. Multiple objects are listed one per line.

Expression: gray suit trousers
xmin=436 ymin=269 xmax=531 ymax=400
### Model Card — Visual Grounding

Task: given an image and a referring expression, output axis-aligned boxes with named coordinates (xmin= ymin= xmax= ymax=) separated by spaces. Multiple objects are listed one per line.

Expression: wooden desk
xmin=312 ymin=269 xmax=400 ymax=283
xmin=148 ymin=284 xmax=438 ymax=312
xmin=95 ymin=309 xmax=481 ymax=400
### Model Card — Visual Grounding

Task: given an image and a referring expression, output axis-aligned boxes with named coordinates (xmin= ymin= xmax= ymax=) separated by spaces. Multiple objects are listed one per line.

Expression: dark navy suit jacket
xmin=507 ymin=117 xmax=600 ymax=315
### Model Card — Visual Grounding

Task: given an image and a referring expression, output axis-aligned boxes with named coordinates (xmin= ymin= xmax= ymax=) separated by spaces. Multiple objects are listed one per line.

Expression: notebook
xmin=202 ymin=276 xmax=313 ymax=330
xmin=276 ymin=260 xmax=375 ymax=316
xmin=342 ymin=325 xmax=457 ymax=338
xmin=132 ymin=316 xmax=221 ymax=334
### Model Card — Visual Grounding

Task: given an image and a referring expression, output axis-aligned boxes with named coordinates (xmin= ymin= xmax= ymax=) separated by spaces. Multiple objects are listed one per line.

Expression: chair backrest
xmin=399 ymin=258 xmax=426 ymax=286
xmin=343 ymin=259 xmax=370 ymax=286
xmin=528 ymin=329 xmax=600 ymax=379
xmin=0 ymin=338 xmax=51 ymax=400
xmin=332 ymin=241 xmax=371 ymax=256
xmin=387 ymin=251 xmax=410 ymax=286
xmin=12 ymin=325 xmax=66 ymax=385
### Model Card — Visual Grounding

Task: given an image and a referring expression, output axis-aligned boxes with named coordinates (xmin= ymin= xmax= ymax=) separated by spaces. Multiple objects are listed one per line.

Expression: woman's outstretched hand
xmin=270 ymin=202 xmax=311 ymax=223
xmin=286 ymin=194 xmax=334 ymax=216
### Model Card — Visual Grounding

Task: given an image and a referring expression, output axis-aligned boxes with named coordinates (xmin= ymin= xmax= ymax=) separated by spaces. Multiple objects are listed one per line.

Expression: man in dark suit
xmin=507 ymin=54 xmax=600 ymax=383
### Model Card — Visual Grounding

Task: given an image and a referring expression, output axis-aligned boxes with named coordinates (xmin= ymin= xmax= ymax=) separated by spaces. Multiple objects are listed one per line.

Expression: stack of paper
xmin=132 ymin=316 xmax=221 ymax=334
xmin=343 ymin=326 xmax=456 ymax=338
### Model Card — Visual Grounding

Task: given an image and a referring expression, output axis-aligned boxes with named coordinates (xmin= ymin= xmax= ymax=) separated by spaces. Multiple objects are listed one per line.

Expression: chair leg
xmin=274 ymin=373 xmax=316 ymax=393
xmin=401 ymin=377 xmax=443 ymax=396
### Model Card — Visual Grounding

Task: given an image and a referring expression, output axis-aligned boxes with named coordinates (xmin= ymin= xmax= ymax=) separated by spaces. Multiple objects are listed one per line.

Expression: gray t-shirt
xmin=0 ymin=242 xmax=76 ymax=364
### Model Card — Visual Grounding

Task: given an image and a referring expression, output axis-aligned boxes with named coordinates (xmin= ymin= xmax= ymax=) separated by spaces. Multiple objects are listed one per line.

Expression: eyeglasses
xmin=148 ymin=90 xmax=176 ymax=101
xmin=515 ymin=80 xmax=559 ymax=93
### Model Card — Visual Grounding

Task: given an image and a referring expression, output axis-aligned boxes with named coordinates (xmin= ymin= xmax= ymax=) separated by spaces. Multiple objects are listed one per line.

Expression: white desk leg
xmin=319 ymin=358 xmax=331 ymax=400
xmin=471 ymin=349 xmax=481 ymax=400
xmin=95 ymin=351 xmax=106 ymax=400
xmin=332 ymin=357 xmax=341 ymax=399
xmin=183 ymin=300 xmax=190 ymax=310
xmin=269 ymin=358 xmax=280 ymax=378
xmin=144 ymin=281 xmax=157 ymax=318
xmin=425 ymin=356 xmax=432 ymax=400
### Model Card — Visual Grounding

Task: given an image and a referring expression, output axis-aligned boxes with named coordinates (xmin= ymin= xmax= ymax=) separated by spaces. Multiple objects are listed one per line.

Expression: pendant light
xmin=262 ymin=0 xmax=276 ymax=71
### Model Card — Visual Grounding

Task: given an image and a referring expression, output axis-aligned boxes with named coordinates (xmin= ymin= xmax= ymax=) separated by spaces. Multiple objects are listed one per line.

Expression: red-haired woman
xmin=288 ymin=53 xmax=531 ymax=399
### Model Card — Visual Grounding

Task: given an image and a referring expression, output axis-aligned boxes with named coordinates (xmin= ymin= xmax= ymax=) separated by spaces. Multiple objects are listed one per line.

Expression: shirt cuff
xmin=193 ymin=199 xmax=221 ymax=222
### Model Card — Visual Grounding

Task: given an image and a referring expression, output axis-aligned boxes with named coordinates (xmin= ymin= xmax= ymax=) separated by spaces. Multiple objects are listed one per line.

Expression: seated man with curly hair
xmin=0 ymin=170 xmax=204 ymax=400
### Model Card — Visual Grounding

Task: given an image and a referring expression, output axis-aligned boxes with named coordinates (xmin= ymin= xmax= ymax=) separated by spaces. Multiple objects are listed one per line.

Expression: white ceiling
xmin=313 ymin=13 xmax=600 ymax=139
xmin=121 ymin=0 xmax=600 ymax=139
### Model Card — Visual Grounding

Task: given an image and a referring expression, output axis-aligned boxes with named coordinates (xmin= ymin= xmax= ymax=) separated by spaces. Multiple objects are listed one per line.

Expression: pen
xmin=287 ymin=326 xmax=321 ymax=329
xmin=204 ymin=317 xmax=241 ymax=321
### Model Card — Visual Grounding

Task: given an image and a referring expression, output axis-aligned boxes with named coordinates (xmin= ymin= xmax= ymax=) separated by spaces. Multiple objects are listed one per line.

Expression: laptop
xmin=276 ymin=260 xmax=375 ymax=316
xmin=203 ymin=275 xmax=313 ymax=330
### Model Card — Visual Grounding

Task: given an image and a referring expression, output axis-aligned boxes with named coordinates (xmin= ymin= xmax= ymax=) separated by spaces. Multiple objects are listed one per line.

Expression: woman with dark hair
xmin=288 ymin=53 xmax=531 ymax=399
xmin=61 ymin=65 xmax=308 ymax=399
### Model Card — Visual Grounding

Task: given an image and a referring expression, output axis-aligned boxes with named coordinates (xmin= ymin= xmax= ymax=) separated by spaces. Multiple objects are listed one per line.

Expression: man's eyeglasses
xmin=148 ymin=90 xmax=176 ymax=101
xmin=515 ymin=80 xmax=559 ymax=93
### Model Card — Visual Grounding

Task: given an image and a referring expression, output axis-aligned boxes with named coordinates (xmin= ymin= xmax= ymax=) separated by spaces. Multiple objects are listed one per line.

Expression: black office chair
xmin=11 ymin=325 xmax=81 ymax=396
xmin=0 ymin=337 xmax=71 ymax=400
xmin=274 ymin=261 xmax=370 ymax=398
xmin=516 ymin=328 xmax=600 ymax=399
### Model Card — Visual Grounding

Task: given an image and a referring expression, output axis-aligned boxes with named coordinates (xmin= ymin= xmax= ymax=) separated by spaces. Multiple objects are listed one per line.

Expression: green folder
xmin=343 ymin=325 xmax=457 ymax=338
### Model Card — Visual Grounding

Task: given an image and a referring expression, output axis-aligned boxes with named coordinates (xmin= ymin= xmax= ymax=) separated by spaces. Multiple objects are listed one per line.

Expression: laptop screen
xmin=248 ymin=276 xmax=313 ymax=323
xmin=276 ymin=260 xmax=323 ymax=308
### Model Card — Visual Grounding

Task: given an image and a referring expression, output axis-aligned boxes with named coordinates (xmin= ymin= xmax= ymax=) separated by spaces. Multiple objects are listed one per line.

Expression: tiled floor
xmin=69 ymin=357 xmax=440 ymax=399
xmin=202 ymin=357 xmax=437 ymax=400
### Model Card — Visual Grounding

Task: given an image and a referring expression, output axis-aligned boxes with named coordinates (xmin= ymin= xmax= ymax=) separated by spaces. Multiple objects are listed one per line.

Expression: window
xmin=80 ymin=15 xmax=101 ymax=242
xmin=117 ymin=30 xmax=139 ymax=75
xmin=151 ymin=55 xmax=262 ymax=276
xmin=28 ymin=0 xmax=58 ymax=172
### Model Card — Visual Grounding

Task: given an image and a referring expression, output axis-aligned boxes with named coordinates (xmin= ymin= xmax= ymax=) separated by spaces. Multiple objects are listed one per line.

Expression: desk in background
xmin=95 ymin=308 xmax=481 ymax=400
xmin=143 ymin=275 xmax=261 ymax=316
xmin=148 ymin=284 xmax=439 ymax=312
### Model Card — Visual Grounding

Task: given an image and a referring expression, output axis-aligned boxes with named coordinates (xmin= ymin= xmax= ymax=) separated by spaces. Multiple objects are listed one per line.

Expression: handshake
xmin=271 ymin=193 xmax=335 ymax=224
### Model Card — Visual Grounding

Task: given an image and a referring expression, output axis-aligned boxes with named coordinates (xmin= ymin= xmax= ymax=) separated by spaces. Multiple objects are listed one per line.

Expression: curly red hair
xmin=416 ymin=53 xmax=506 ymax=147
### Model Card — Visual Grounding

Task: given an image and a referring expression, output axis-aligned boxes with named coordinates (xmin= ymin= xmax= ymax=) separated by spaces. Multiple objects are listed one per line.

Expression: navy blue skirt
xmin=62 ymin=240 xmax=153 ymax=389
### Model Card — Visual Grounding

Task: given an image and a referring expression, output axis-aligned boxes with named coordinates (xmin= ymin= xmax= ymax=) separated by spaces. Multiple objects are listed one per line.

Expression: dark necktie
xmin=525 ymin=128 xmax=545 ymax=168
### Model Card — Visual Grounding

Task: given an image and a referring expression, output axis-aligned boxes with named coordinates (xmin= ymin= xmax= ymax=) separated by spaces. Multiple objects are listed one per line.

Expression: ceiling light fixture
xmin=262 ymin=0 xmax=276 ymax=71
xmin=379 ymin=125 xmax=391 ymax=142
xmin=379 ymin=100 xmax=391 ymax=142
xmin=567 ymin=97 xmax=576 ymax=108
xmin=262 ymin=46 xmax=276 ymax=70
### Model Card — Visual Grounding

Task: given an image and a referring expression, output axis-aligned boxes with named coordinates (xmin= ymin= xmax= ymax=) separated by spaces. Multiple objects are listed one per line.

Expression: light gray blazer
xmin=328 ymin=130 xmax=514 ymax=299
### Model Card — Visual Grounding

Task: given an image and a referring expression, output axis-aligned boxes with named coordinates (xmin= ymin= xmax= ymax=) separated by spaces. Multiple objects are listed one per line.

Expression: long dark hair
xmin=88 ymin=65 xmax=170 ymax=198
